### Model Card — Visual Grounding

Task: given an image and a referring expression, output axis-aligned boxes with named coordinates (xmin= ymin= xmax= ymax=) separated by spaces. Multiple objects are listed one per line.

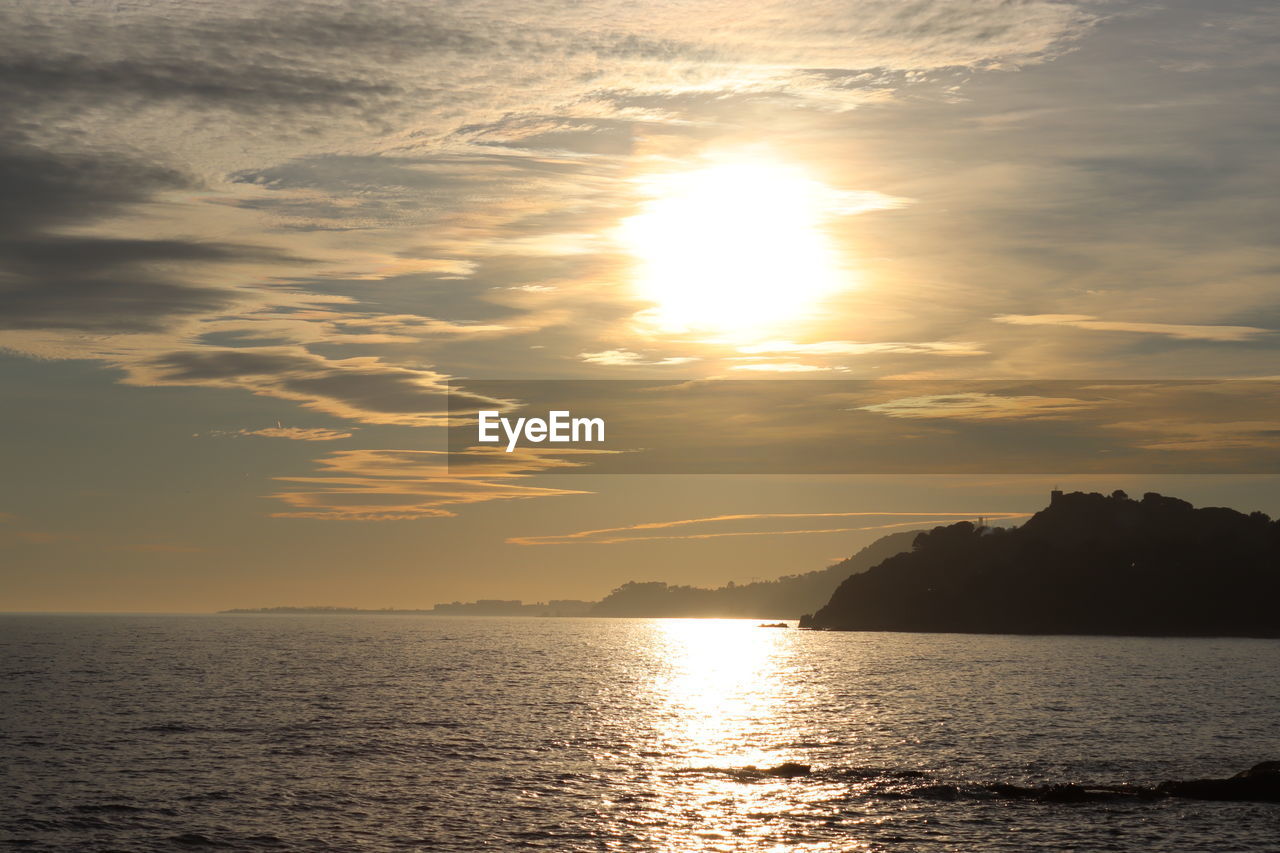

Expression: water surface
xmin=3 ymin=615 xmax=1279 ymax=850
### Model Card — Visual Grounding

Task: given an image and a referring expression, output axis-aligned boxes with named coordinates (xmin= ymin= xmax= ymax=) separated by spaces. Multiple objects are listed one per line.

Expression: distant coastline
xmin=220 ymin=601 xmax=595 ymax=617
xmin=227 ymin=490 xmax=1280 ymax=638
xmin=221 ymin=530 xmax=921 ymax=620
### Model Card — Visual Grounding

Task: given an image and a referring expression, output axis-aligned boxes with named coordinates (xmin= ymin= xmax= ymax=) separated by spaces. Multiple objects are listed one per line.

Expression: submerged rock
xmin=972 ymin=762 xmax=1280 ymax=804
xmin=683 ymin=762 xmax=813 ymax=781
xmin=1156 ymin=761 xmax=1280 ymax=802
xmin=765 ymin=762 xmax=812 ymax=778
xmin=730 ymin=762 xmax=812 ymax=780
xmin=689 ymin=761 xmax=1279 ymax=802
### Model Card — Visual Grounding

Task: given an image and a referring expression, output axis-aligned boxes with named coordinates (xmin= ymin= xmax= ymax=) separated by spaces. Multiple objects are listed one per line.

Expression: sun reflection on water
xmin=635 ymin=620 xmax=855 ymax=850
xmin=651 ymin=618 xmax=796 ymax=768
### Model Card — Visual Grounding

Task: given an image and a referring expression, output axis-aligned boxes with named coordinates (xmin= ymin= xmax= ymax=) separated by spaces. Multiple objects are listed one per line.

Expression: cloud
xmin=226 ymin=153 xmax=558 ymax=230
xmin=0 ymin=236 xmax=301 ymax=334
xmin=2 ymin=0 xmax=1098 ymax=128
xmin=994 ymin=314 xmax=1273 ymax=342
xmin=1105 ymin=420 xmax=1280 ymax=452
xmin=0 ymin=52 xmax=403 ymax=117
xmin=860 ymin=391 xmax=1096 ymax=420
xmin=2 ymin=0 xmax=1275 ymax=458
xmin=0 ymin=133 xmax=535 ymax=424
xmin=737 ymin=340 xmax=988 ymax=357
xmin=0 ymin=141 xmax=281 ymax=334
xmin=134 ymin=348 xmax=504 ymax=427
xmin=578 ymin=349 xmax=696 ymax=366
xmin=269 ymin=447 xmax=605 ymax=520
xmin=0 ymin=136 xmax=353 ymax=363
xmin=463 ymin=117 xmax=641 ymax=157
xmin=193 ymin=311 xmax=514 ymax=350
xmin=0 ymin=140 xmax=190 ymax=232
xmin=729 ymin=362 xmax=844 ymax=372
xmin=199 ymin=426 xmax=354 ymax=441
xmin=509 ymin=510 xmax=1031 ymax=545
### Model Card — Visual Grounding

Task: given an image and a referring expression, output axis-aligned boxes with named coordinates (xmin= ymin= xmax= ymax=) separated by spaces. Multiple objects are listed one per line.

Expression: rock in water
xmin=1157 ymin=761 xmax=1280 ymax=802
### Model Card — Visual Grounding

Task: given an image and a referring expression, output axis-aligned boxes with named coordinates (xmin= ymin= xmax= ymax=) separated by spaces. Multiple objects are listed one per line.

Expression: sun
xmin=617 ymin=157 xmax=851 ymax=339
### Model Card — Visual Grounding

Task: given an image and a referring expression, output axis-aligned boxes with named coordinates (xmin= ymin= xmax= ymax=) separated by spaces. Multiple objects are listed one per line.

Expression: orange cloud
xmin=269 ymin=447 xmax=614 ymax=520
xmin=859 ymin=392 xmax=1096 ymax=421
xmin=994 ymin=314 xmax=1271 ymax=342
xmin=199 ymin=426 xmax=354 ymax=441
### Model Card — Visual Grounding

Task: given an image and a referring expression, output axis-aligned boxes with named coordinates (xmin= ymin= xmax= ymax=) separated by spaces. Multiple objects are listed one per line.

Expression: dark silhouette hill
xmin=590 ymin=530 xmax=920 ymax=619
xmin=801 ymin=490 xmax=1280 ymax=637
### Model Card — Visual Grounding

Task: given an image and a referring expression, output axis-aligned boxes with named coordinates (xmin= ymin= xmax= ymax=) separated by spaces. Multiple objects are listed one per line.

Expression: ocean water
xmin=2 ymin=616 xmax=1279 ymax=851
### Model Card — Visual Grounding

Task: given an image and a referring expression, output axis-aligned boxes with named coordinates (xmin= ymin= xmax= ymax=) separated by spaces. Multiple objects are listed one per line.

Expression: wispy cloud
xmin=269 ymin=447 xmax=610 ymax=520
xmin=510 ymin=510 xmax=1030 ymax=545
xmin=1106 ymin=420 xmax=1280 ymax=451
xmin=729 ymin=362 xmax=843 ymax=373
xmin=198 ymin=426 xmax=354 ymax=441
xmin=738 ymin=340 xmax=987 ymax=357
xmin=579 ymin=349 xmax=696 ymax=366
xmin=129 ymin=348 xmax=503 ymax=427
xmin=994 ymin=314 xmax=1272 ymax=342
xmin=860 ymin=391 xmax=1096 ymax=420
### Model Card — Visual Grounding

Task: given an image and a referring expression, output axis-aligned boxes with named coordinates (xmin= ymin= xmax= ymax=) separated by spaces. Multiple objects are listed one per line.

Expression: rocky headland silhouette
xmin=801 ymin=490 xmax=1280 ymax=637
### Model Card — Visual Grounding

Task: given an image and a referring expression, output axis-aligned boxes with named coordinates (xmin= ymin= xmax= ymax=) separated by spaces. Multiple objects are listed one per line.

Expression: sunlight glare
xmin=618 ymin=159 xmax=852 ymax=339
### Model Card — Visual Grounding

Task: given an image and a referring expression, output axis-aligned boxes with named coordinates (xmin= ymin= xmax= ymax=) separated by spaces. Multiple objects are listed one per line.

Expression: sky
xmin=2 ymin=0 xmax=1278 ymax=611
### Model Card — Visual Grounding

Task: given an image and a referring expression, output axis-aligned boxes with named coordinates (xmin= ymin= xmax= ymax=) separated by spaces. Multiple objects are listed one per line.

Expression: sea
xmin=2 ymin=615 xmax=1279 ymax=851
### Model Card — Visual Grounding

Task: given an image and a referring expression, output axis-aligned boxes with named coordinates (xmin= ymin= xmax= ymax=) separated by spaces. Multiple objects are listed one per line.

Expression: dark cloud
xmin=141 ymin=347 xmax=501 ymax=425
xmin=0 ymin=3 xmax=713 ymax=133
xmin=0 ymin=4 xmax=490 ymax=122
xmin=202 ymin=7 xmax=494 ymax=59
xmin=231 ymin=155 xmax=468 ymax=193
xmin=0 ymin=55 xmax=403 ymax=115
xmin=0 ymin=268 xmax=232 ymax=334
xmin=148 ymin=350 xmax=318 ymax=382
xmin=0 ymin=139 xmax=306 ymax=334
xmin=0 ymin=141 xmax=191 ymax=234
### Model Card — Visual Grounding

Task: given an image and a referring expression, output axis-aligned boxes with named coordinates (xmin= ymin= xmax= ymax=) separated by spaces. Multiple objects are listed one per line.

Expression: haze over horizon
xmin=3 ymin=0 xmax=1279 ymax=612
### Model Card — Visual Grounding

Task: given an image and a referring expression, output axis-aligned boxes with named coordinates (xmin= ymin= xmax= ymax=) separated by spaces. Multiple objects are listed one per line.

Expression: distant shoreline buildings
xmin=220 ymin=599 xmax=595 ymax=617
